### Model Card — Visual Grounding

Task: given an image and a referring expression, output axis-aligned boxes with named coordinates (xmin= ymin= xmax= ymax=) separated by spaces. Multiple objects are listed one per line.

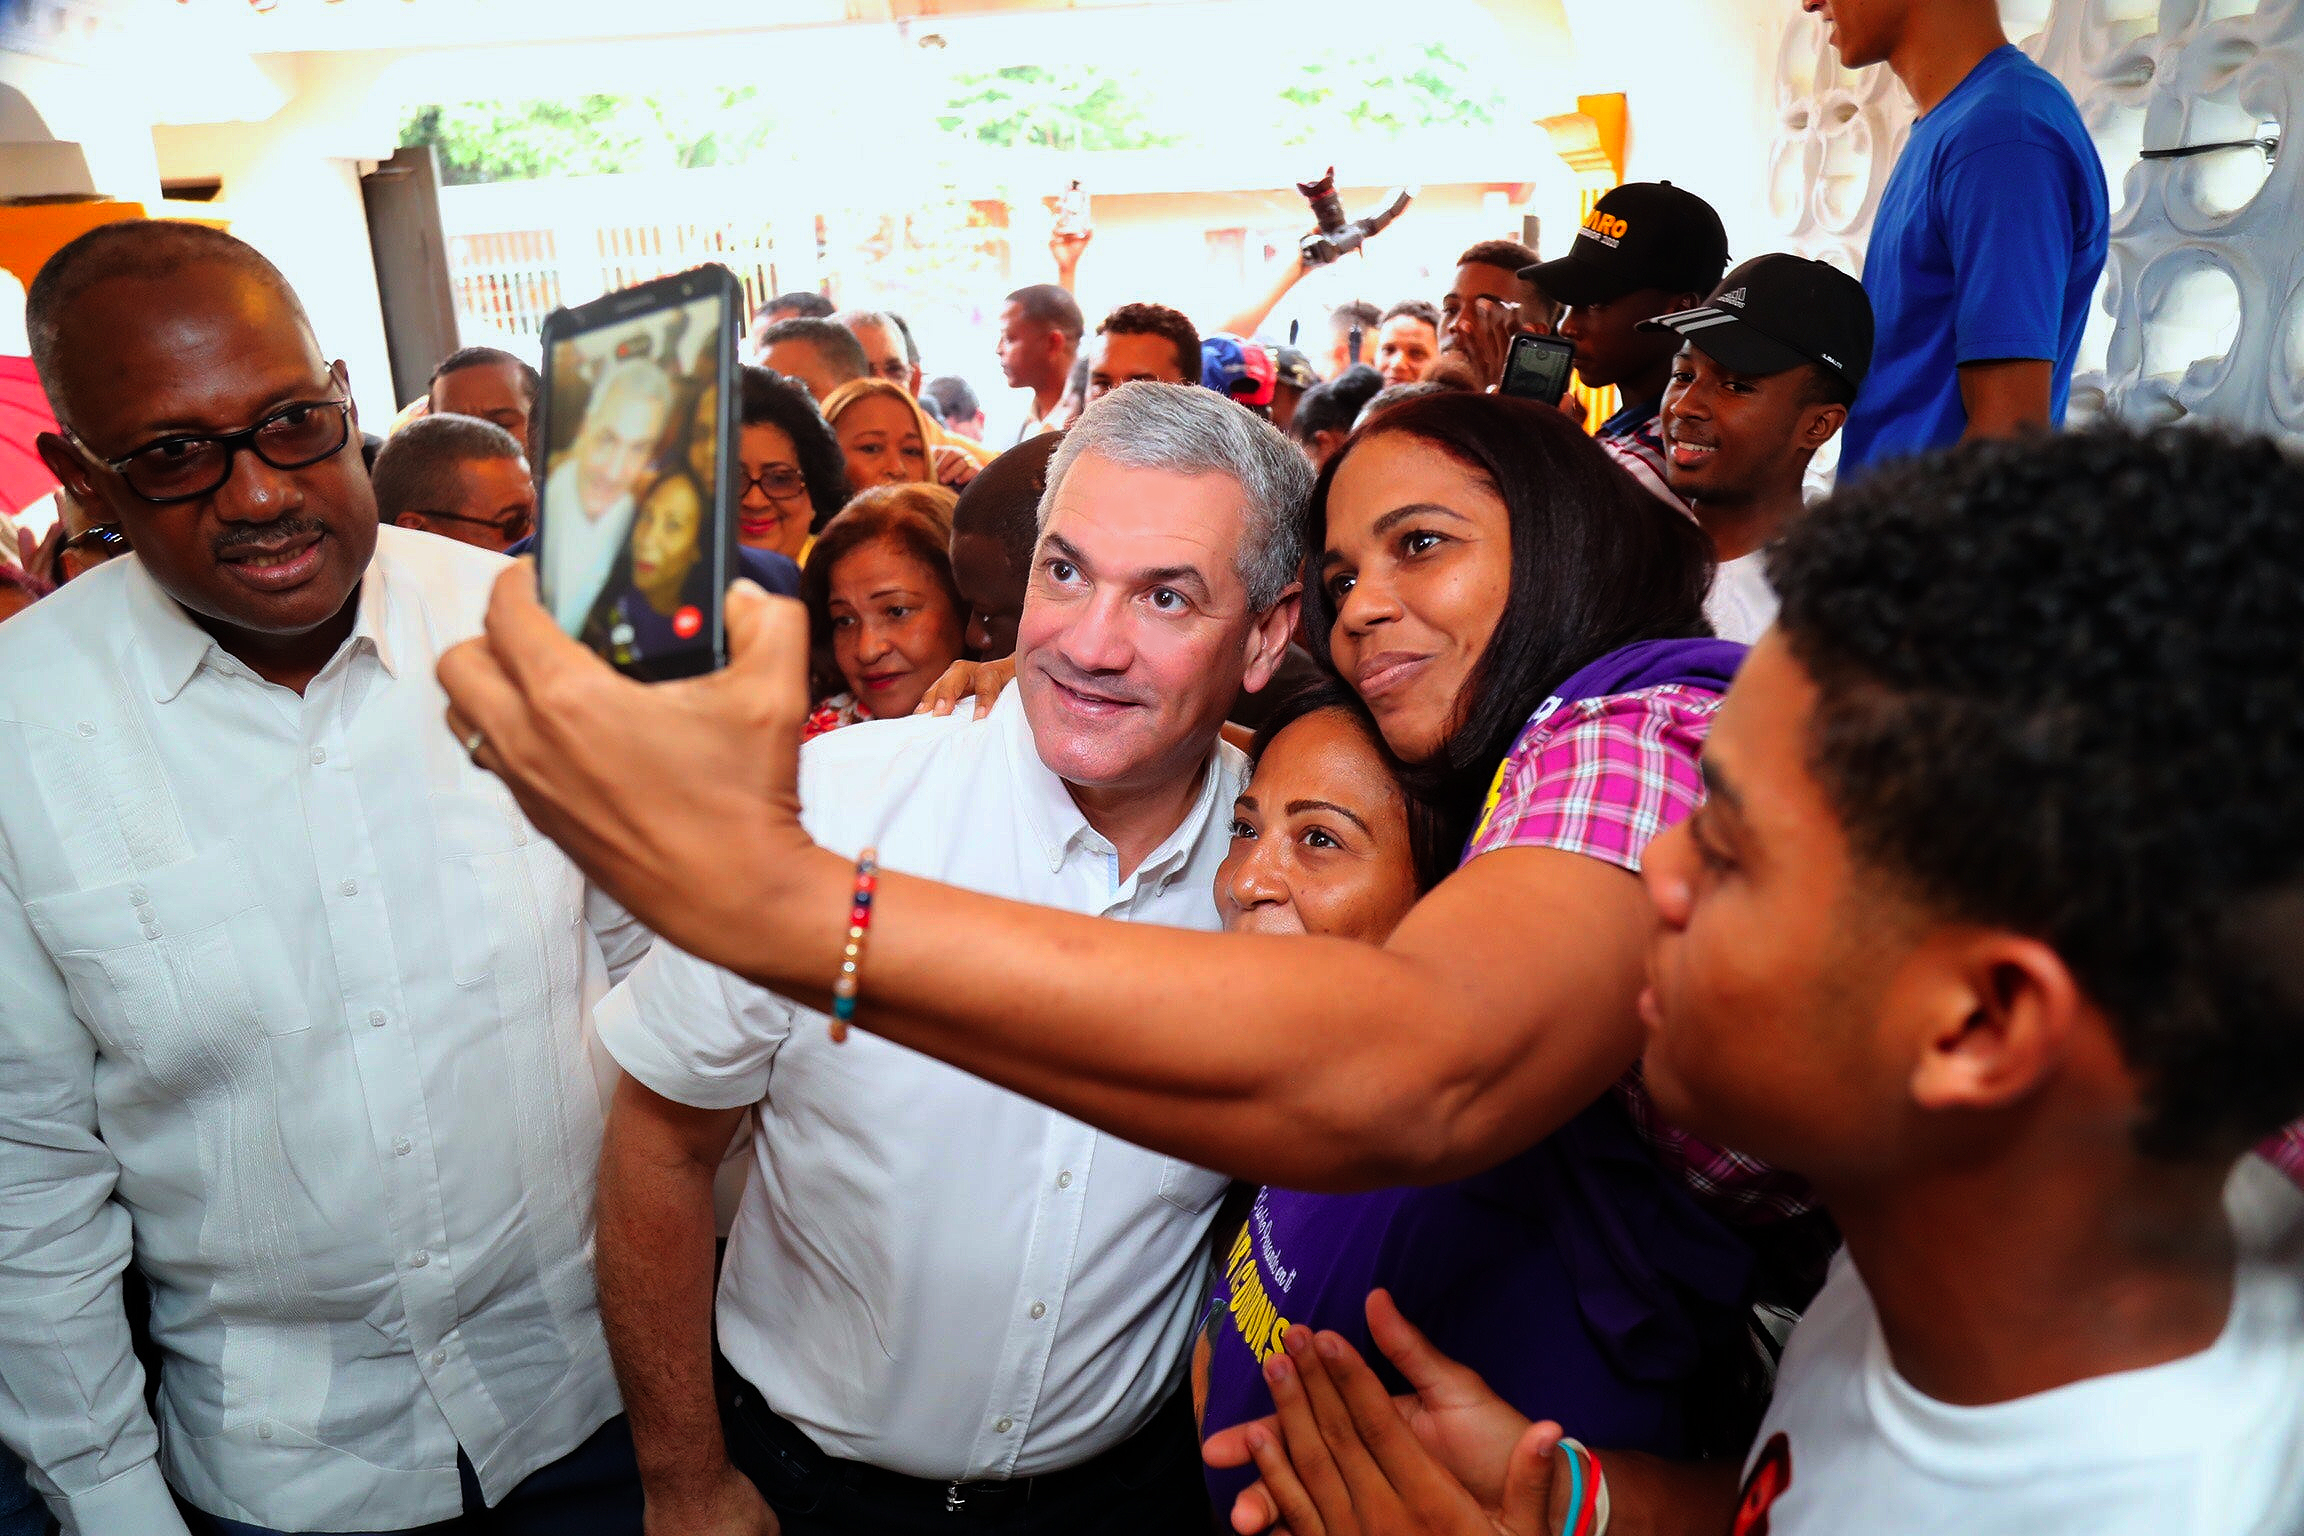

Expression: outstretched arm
xmin=441 ymin=572 xmax=1649 ymax=1191
xmin=1217 ymin=254 xmax=1314 ymax=344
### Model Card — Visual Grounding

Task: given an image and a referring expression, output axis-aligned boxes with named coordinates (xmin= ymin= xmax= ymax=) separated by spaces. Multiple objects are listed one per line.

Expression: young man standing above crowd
xmin=1809 ymin=0 xmax=2108 ymax=474
xmin=1644 ymin=253 xmax=1873 ymax=641
xmin=1527 ymin=181 xmax=1729 ymax=489
xmin=996 ymin=283 xmax=1085 ymax=442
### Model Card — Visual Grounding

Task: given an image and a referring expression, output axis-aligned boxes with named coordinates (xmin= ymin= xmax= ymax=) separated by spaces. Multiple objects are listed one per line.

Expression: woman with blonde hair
xmin=819 ymin=378 xmax=980 ymax=493
xmin=799 ymin=483 xmax=968 ymax=737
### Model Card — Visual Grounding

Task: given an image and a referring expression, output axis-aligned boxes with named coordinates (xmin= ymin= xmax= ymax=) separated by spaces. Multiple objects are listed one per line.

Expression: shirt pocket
xmin=430 ymin=784 xmax=584 ymax=994
xmin=20 ymin=844 xmax=294 ymax=1060
xmin=1160 ymin=1157 xmax=1229 ymax=1215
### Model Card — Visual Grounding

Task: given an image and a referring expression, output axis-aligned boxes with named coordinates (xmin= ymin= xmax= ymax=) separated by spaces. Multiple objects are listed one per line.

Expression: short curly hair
xmin=1771 ymin=426 xmax=2304 ymax=1160
xmin=1096 ymin=302 xmax=1201 ymax=388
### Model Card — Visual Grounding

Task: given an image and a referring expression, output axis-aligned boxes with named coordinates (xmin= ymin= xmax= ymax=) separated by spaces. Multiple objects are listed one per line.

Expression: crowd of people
xmin=3 ymin=3 xmax=2302 ymax=1535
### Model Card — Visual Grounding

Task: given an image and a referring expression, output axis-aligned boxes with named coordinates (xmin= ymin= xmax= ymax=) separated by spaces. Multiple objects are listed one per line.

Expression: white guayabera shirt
xmin=598 ymin=687 xmax=1244 ymax=1482
xmin=0 ymin=527 xmax=649 ymax=1535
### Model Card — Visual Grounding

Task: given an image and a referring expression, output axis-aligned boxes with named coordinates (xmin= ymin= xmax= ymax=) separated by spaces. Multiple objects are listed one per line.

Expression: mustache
xmin=212 ymin=518 xmax=328 ymax=559
xmin=1035 ymin=655 xmax=1153 ymax=706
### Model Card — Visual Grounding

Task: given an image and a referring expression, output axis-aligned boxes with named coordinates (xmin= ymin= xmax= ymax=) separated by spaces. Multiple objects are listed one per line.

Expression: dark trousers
xmin=717 ymin=1359 xmax=1212 ymax=1534
xmin=181 ymin=1415 xmax=644 ymax=1536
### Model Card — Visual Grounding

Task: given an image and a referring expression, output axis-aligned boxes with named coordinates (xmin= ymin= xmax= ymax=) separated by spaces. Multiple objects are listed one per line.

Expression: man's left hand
xmin=438 ymin=564 xmax=818 ymax=964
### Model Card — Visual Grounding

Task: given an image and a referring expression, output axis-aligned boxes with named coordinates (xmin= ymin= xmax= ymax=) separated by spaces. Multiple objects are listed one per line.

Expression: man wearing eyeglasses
xmin=6 ymin=220 xmax=652 ymax=1534
xmin=372 ymin=414 xmax=537 ymax=554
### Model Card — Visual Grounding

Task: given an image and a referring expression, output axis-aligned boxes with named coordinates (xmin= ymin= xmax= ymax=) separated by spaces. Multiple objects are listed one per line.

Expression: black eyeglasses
xmin=737 ymin=465 xmax=811 ymax=502
xmin=70 ymin=369 xmax=354 ymax=505
xmin=407 ymin=506 xmax=533 ymax=542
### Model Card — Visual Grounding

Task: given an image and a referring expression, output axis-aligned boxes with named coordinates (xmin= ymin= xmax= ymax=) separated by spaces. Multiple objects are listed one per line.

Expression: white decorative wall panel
xmin=1771 ymin=0 xmax=2302 ymax=441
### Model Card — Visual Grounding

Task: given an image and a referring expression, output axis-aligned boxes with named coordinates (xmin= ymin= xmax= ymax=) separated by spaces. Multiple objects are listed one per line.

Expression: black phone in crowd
xmin=1499 ymin=332 xmax=1577 ymax=407
xmin=534 ymin=264 xmax=740 ymax=681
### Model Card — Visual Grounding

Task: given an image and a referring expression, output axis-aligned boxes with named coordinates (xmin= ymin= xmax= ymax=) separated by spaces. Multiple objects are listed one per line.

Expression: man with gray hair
xmin=834 ymin=308 xmax=920 ymax=395
xmin=588 ymin=381 xmax=1305 ymax=1534
xmin=541 ymin=358 xmax=674 ymax=632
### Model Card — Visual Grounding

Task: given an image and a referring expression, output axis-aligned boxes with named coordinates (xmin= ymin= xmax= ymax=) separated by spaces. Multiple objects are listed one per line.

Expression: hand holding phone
xmin=1499 ymin=332 xmax=1576 ymax=408
xmin=535 ymin=265 xmax=740 ymax=681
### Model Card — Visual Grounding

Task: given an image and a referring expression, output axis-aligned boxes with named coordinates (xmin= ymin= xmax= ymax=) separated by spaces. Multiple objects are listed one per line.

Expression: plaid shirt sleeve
xmin=1464 ymin=686 xmax=1831 ymax=1276
xmin=1464 ymin=685 xmax=1717 ymax=872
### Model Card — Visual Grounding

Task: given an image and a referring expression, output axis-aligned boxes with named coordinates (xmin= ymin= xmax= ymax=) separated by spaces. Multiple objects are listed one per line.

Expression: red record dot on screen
xmin=672 ymin=606 xmax=703 ymax=639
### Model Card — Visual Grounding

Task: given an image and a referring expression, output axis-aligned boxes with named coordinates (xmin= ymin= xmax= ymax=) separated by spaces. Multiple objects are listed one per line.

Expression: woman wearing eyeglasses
xmin=734 ymin=366 xmax=849 ymax=566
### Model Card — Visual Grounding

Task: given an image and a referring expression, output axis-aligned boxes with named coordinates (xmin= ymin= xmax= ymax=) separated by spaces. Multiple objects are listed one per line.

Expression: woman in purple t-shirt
xmin=1190 ymin=612 xmax=1767 ymax=1517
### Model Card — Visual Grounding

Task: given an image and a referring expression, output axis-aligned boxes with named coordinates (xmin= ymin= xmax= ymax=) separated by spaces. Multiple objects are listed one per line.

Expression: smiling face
xmin=1318 ymin=431 xmax=1513 ymax=764
xmin=1661 ymin=346 xmax=1843 ymax=511
xmin=1016 ymin=451 xmax=1286 ymax=795
xmin=1375 ymin=315 xmax=1439 ymax=387
xmin=1220 ymin=707 xmax=1422 ymax=944
xmin=827 ymin=535 xmax=966 ymax=720
xmin=835 ymin=393 xmax=930 ymax=489
xmin=629 ymin=475 xmax=704 ymax=614
xmin=736 ymin=421 xmax=813 ymax=559
xmin=38 ymin=260 xmax=376 ymax=652
xmin=575 ymin=384 xmax=668 ymax=519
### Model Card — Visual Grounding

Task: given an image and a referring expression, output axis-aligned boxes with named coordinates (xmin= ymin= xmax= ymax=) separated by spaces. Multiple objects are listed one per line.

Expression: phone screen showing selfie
xmin=536 ymin=272 xmax=735 ymax=681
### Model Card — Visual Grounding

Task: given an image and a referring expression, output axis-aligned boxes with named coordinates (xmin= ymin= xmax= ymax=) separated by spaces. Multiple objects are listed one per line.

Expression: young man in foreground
xmin=1208 ymin=426 xmax=2304 ymax=1534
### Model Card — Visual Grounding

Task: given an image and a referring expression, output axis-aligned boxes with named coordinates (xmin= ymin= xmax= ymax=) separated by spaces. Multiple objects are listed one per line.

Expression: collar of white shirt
xmin=123 ymin=542 xmax=401 ymax=703
xmin=992 ymin=680 xmax=1229 ymax=889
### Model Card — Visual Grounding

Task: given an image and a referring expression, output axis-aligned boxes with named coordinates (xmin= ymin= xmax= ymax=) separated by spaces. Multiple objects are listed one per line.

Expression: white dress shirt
xmin=1705 ymin=550 xmax=1780 ymax=644
xmin=0 ymin=528 xmax=647 ymax=1535
xmin=541 ymin=458 xmax=634 ymax=635
xmin=597 ymin=689 xmax=1244 ymax=1481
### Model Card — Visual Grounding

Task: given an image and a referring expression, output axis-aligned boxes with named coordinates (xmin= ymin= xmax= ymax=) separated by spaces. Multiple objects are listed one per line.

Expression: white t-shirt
xmin=1706 ymin=551 xmax=1779 ymax=645
xmin=1732 ymin=1156 xmax=2304 ymax=1535
xmin=540 ymin=458 xmax=634 ymax=635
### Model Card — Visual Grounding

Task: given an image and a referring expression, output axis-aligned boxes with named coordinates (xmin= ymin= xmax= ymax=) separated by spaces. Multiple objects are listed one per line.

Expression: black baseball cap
xmin=1521 ymin=182 xmax=1729 ymax=307
xmin=1639 ymin=253 xmax=1876 ymax=395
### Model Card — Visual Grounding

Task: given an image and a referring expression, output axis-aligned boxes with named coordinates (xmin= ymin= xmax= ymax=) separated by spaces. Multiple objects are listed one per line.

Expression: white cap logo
xmin=1718 ymin=288 xmax=1748 ymax=309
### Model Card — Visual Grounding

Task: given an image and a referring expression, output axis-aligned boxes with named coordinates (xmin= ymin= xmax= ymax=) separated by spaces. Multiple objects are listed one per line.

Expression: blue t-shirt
xmin=1841 ymin=45 xmax=2108 ymax=476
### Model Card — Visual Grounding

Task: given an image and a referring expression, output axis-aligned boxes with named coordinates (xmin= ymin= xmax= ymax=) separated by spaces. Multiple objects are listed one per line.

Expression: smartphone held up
xmin=535 ymin=265 xmax=740 ymax=681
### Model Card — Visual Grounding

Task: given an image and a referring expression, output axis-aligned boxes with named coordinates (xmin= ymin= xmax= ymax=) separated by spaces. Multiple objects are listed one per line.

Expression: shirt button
xmin=1056 ymin=1171 xmax=1072 ymax=1190
xmin=368 ymin=1009 xmax=388 ymax=1028
xmin=140 ymin=920 xmax=161 ymax=940
xmin=129 ymin=885 xmax=148 ymax=904
xmin=514 ymin=828 xmax=529 ymax=846
xmin=410 ymin=1250 xmax=429 ymax=1268
xmin=1028 ymin=1301 xmax=1046 ymax=1320
xmin=338 ymin=878 xmax=358 ymax=897
xmin=309 ymin=746 xmax=327 ymax=766
xmin=431 ymin=1349 xmax=448 ymax=1367
xmin=257 ymin=1423 xmax=273 ymax=1440
xmin=76 ymin=721 xmax=95 ymax=739
xmin=994 ymin=1417 xmax=1014 ymax=1434
xmin=392 ymin=1137 xmax=412 ymax=1157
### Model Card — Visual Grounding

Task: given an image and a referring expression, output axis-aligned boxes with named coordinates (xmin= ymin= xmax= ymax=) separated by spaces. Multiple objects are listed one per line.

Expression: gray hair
xmin=1040 ymin=382 xmax=1312 ymax=612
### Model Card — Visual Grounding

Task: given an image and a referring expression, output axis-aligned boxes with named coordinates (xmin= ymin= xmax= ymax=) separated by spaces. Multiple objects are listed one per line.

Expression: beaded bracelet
xmin=828 ymin=848 xmax=878 ymax=1044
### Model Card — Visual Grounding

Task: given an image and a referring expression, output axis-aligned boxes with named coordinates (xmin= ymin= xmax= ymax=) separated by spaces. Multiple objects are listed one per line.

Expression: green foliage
xmin=935 ymin=65 xmax=1177 ymax=152
xmin=402 ymin=88 xmax=780 ymax=186
xmin=398 ymin=44 xmax=1506 ymax=185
